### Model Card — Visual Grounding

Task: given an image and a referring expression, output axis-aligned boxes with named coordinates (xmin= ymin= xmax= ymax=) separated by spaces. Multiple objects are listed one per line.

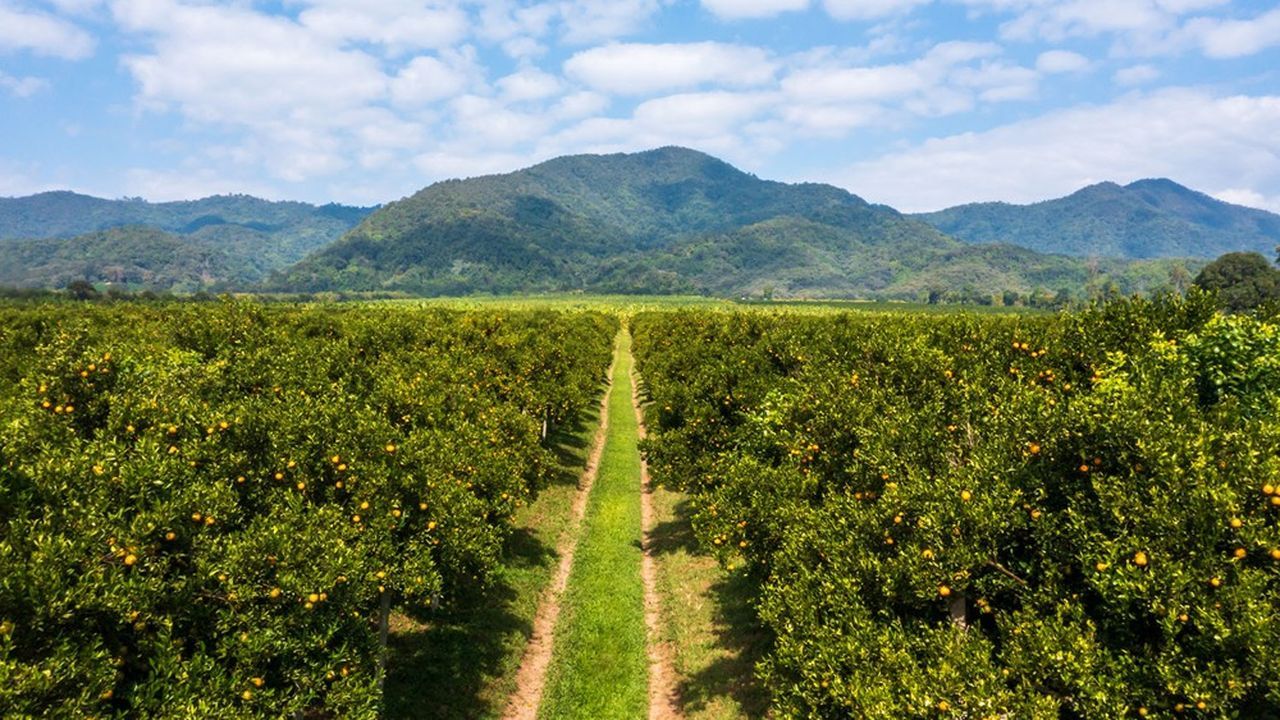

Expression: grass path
xmin=634 ymin=367 xmax=687 ymax=720
xmin=537 ymin=330 xmax=650 ymax=719
xmin=647 ymin=486 xmax=767 ymax=720
xmin=389 ymin=327 xmax=762 ymax=719
xmin=501 ymin=334 xmax=619 ymax=720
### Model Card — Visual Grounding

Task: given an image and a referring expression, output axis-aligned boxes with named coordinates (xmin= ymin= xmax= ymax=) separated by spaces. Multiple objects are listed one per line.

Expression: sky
xmin=1 ymin=0 xmax=1279 ymax=212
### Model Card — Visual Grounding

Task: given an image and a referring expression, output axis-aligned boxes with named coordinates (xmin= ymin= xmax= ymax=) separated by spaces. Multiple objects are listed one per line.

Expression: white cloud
xmin=1113 ymin=63 xmax=1160 ymax=85
xmin=633 ymin=90 xmax=775 ymax=134
xmin=112 ymin=0 xmax=399 ymax=183
xmin=0 ymin=71 xmax=48 ymax=97
xmin=1181 ymin=6 xmax=1280 ymax=58
xmin=952 ymin=61 xmax=1039 ymax=101
xmin=498 ymin=67 xmax=564 ymax=102
xmin=558 ymin=0 xmax=666 ymax=43
xmin=782 ymin=64 xmax=925 ymax=103
xmin=999 ymin=0 xmax=1173 ymax=42
xmin=822 ymin=0 xmax=932 ymax=21
xmin=114 ymin=0 xmax=388 ymax=123
xmin=829 ymin=89 xmax=1280 ymax=212
xmin=1035 ymin=49 xmax=1090 ymax=73
xmin=780 ymin=41 xmax=1030 ymax=125
xmin=296 ymin=1 xmax=469 ymax=53
xmin=701 ymin=0 xmax=809 ymax=20
xmin=564 ymin=42 xmax=776 ymax=95
xmin=390 ymin=52 xmax=478 ymax=106
xmin=123 ymin=166 xmax=285 ymax=202
xmin=1212 ymin=188 xmax=1280 ymax=214
xmin=551 ymin=90 xmax=610 ymax=119
xmin=0 ymin=3 xmax=95 ymax=59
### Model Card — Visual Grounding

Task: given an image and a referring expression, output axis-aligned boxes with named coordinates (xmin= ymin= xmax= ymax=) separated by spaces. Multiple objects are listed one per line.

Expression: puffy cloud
xmin=701 ymin=0 xmax=809 ymax=20
xmin=113 ymin=0 xmax=388 ymax=124
xmin=498 ymin=67 xmax=564 ymax=102
xmin=1212 ymin=188 xmax=1280 ymax=214
xmin=828 ymin=89 xmax=1280 ymax=212
xmin=0 ymin=71 xmax=48 ymax=97
xmin=0 ymin=3 xmax=95 ymax=58
xmin=390 ymin=52 xmax=480 ymax=106
xmin=558 ymin=0 xmax=666 ymax=43
xmin=1113 ymin=63 xmax=1160 ymax=85
xmin=1035 ymin=49 xmax=1090 ymax=73
xmin=781 ymin=41 xmax=1031 ymax=126
xmin=822 ymin=0 xmax=932 ymax=21
xmin=782 ymin=64 xmax=925 ymax=103
xmin=296 ymin=1 xmax=469 ymax=52
xmin=564 ymin=42 xmax=776 ymax=95
xmin=1181 ymin=6 xmax=1280 ymax=58
xmin=998 ymin=0 xmax=1173 ymax=42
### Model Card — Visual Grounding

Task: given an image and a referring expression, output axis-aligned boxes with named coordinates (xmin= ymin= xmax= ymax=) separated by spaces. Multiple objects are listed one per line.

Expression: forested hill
xmin=914 ymin=179 xmax=1280 ymax=259
xmin=0 ymin=192 xmax=374 ymax=290
xmin=271 ymin=147 xmax=1183 ymax=298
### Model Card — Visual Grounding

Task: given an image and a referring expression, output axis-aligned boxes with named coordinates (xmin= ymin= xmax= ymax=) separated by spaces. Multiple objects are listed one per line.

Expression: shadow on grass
xmin=545 ymin=403 xmax=599 ymax=488
xmin=383 ymin=405 xmax=599 ymax=719
xmin=650 ymin=497 xmax=770 ymax=719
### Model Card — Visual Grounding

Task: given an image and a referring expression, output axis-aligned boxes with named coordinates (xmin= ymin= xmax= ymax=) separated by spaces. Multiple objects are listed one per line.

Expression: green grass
xmin=539 ymin=331 xmax=649 ymax=719
xmin=649 ymin=486 xmax=768 ymax=720
xmin=383 ymin=396 xmax=604 ymax=719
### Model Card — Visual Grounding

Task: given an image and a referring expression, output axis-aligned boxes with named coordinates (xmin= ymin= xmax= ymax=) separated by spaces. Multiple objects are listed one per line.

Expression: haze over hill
xmin=914 ymin=179 xmax=1280 ymax=259
xmin=270 ymin=147 xmax=1195 ymax=299
xmin=0 ymin=193 xmax=374 ymax=290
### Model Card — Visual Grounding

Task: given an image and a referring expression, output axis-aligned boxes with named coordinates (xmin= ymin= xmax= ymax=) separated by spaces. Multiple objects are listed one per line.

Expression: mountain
xmin=0 ymin=226 xmax=263 ymax=291
xmin=0 ymin=192 xmax=374 ymax=289
xmin=273 ymin=147 xmax=1184 ymax=299
xmin=914 ymin=179 xmax=1280 ymax=259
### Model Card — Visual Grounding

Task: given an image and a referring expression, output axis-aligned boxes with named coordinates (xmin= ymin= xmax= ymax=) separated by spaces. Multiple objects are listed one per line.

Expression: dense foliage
xmin=633 ymin=294 xmax=1280 ymax=718
xmin=916 ymin=178 xmax=1280 ymax=259
xmin=0 ymin=192 xmax=373 ymax=291
xmin=271 ymin=147 xmax=1180 ymax=300
xmin=1194 ymin=251 xmax=1280 ymax=312
xmin=0 ymin=301 xmax=615 ymax=717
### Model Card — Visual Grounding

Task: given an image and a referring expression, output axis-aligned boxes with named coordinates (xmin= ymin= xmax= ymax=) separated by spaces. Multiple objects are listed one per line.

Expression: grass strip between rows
xmin=539 ymin=330 xmax=649 ymax=719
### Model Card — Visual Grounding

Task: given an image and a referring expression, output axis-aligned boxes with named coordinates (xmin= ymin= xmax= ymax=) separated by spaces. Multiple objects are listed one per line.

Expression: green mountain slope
xmin=0 ymin=226 xmax=261 ymax=291
xmin=274 ymin=147 xmax=1190 ymax=299
xmin=0 ymin=192 xmax=374 ymax=289
xmin=914 ymin=179 xmax=1280 ymax=259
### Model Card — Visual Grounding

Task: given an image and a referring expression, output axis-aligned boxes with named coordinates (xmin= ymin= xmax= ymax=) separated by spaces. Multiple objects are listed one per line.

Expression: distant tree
xmin=1002 ymin=289 xmax=1022 ymax=307
xmin=65 ymin=280 xmax=99 ymax=300
xmin=1169 ymin=263 xmax=1193 ymax=294
xmin=1193 ymin=251 xmax=1280 ymax=312
xmin=927 ymin=289 xmax=943 ymax=305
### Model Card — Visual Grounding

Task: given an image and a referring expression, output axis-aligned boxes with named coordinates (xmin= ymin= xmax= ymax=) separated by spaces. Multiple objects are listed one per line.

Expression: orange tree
xmin=633 ymin=292 xmax=1280 ymax=719
xmin=0 ymin=300 xmax=615 ymax=717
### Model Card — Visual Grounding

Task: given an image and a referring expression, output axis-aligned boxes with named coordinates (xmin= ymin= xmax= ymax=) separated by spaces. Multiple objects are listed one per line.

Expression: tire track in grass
xmin=633 ymin=360 xmax=683 ymax=720
xmin=502 ymin=333 xmax=620 ymax=720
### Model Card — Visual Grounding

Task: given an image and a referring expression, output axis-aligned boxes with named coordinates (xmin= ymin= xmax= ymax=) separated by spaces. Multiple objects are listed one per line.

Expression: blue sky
xmin=1 ymin=0 xmax=1279 ymax=211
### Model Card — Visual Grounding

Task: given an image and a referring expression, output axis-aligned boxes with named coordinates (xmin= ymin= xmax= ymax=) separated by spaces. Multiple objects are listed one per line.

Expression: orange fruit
xmin=1133 ymin=551 xmax=1148 ymax=567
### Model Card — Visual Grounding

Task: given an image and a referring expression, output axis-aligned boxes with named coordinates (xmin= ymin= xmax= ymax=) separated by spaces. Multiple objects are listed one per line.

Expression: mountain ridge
xmin=270 ymin=147 xmax=1197 ymax=299
xmin=0 ymin=192 xmax=375 ymax=290
xmin=913 ymin=178 xmax=1280 ymax=258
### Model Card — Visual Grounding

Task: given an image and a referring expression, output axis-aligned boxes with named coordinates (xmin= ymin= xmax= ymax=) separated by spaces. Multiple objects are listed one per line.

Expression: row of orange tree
xmin=632 ymin=292 xmax=1280 ymax=719
xmin=0 ymin=300 xmax=616 ymax=717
